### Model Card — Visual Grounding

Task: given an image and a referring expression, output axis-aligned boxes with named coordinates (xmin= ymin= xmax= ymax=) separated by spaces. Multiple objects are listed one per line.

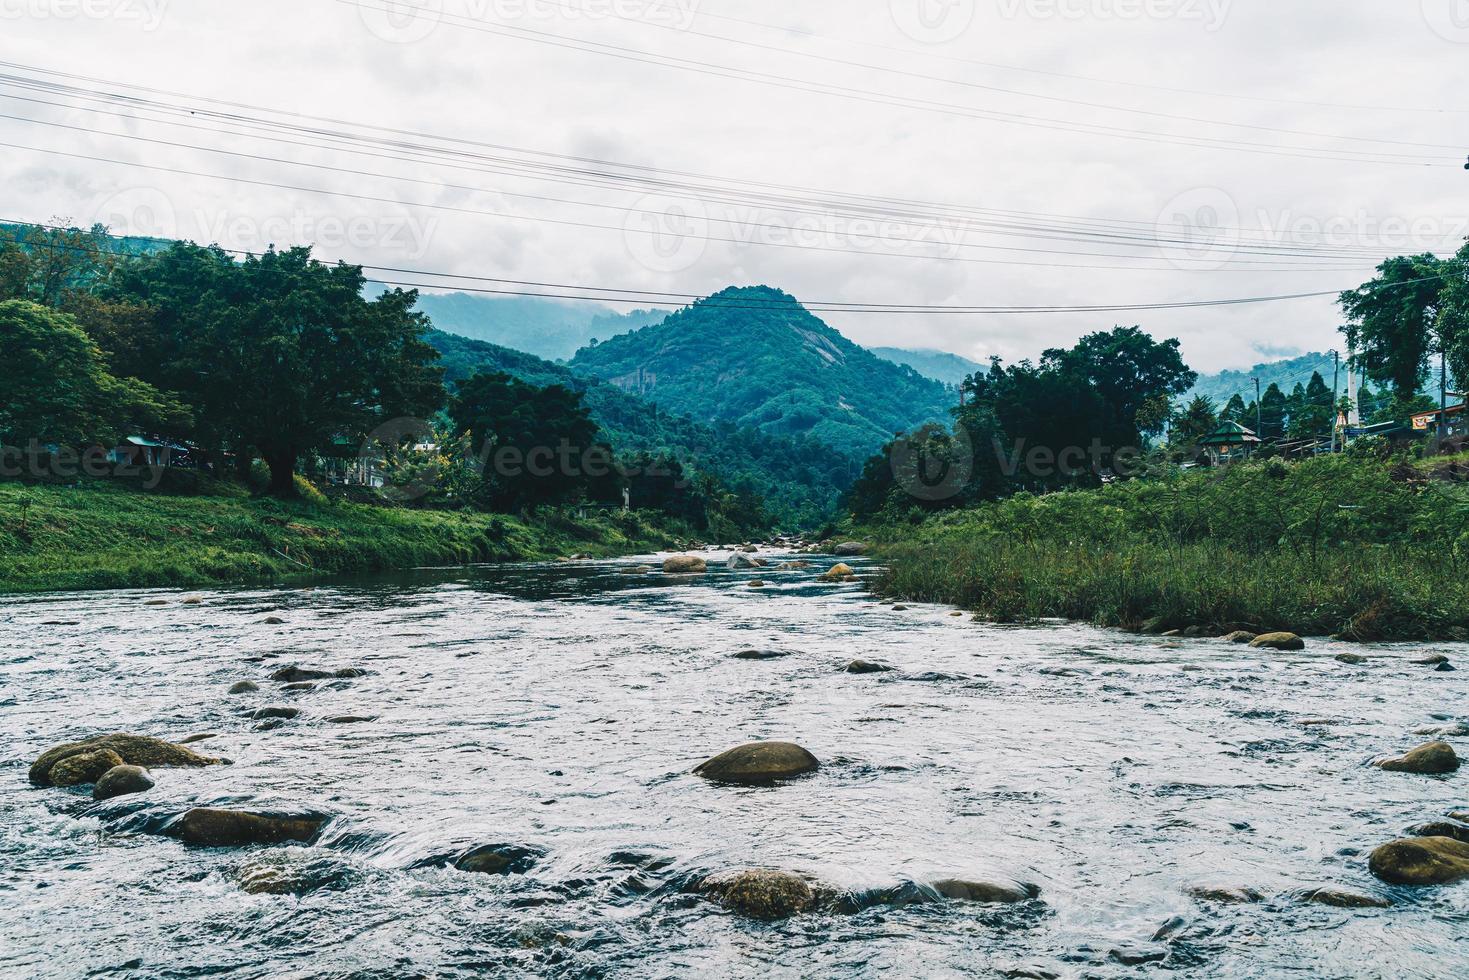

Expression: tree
xmin=1340 ymin=255 xmax=1447 ymax=401
xmin=1258 ymin=383 xmax=1288 ymax=441
xmin=1220 ymin=393 xmax=1249 ymax=426
xmin=110 ymin=245 xmax=444 ymax=495
xmin=1290 ymin=372 xmax=1334 ymax=440
xmin=0 ymin=300 xmax=186 ymax=448
xmin=1041 ymin=326 xmax=1197 ymax=439
xmin=1435 ymin=241 xmax=1469 ymax=395
xmin=1172 ymin=395 xmax=1218 ymax=449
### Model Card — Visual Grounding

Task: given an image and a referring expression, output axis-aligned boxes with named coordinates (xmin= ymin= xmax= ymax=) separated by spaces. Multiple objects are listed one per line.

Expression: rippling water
xmin=2 ymin=553 xmax=1466 ymax=978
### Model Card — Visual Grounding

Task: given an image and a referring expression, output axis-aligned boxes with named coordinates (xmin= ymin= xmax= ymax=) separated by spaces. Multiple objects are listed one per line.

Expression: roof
xmin=1198 ymin=421 xmax=1261 ymax=447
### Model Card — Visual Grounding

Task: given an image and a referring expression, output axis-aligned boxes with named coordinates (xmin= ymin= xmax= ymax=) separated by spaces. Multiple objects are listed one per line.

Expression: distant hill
xmin=389 ymin=290 xmax=664 ymax=361
xmin=428 ymin=329 xmax=854 ymax=526
xmin=1187 ymin=352 xmax=1339 ymax=407
xmin=870 ymin=347 xmax=985 ymax=386
xmin=567 ymin=286 xmax=954 ymax=459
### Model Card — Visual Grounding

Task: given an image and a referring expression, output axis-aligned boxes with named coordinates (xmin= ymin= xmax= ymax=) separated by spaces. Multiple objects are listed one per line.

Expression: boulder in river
xmin=250 ymin=706 xmax=300 ymax=721
xmin=30 ymin=734 xmax=221 ymax=787
xmin=818 ymin=563 xmax=856 ymax=583
xmin=701 ymin=869 xmax=817 ymax=920
xmin=662 ymin=555 xmax=707 ymax=574
xmin=747 ymin=580 xmax=766 ymax=589
xmin=262 ymin=616 xmax=286 ymax=625
xmin=929 ymin=878 xmax=1039 ymax=904
xmin=269 ymin=666 xmax=366 ymax=683
xmin=1221 ymin=631 xmax=1257 ymax=644
xmin=92 ymin=764 xmax=155 ymax=801
xmin=1374 ymin=740 xmax=1460 ymax=775
xmin=845 ymin=659 xmax=894 ymax=674
xmin=1249 ymin=632 xmax=1305 ymax=651
xmin=1415 ymin=654 xmax=1451 ymax=666
xmin=776 ymin=560 xmax=811 ymax=570
xmin=833 ymin=541 xmax=869 ymax=556
xmin=236 ymin=851 xmax=356 ymax=895
xmin=1295 ymin=886 xmax=1391 ymax=908
xmin=694 ymin=741 xmax=820 ymax=785
xmin=50 ymin=749 xmax=125 ymax=787
xmin=1408 ymin=821 xmax=1469 ymax=844
xmin=228 ymin=681 xmax=259 ymax=694
xmin=169 ymin=807 xmax=325 ymax=847
xmin=726 ymin=554 xmax=761 ymax=569
xmin=732 ymin=649 xmax=789 ymax=660
xmin=1186 ymin=884 xmax=1265 ymax=904
xmin=1369 ymin=836 xmax=1469 ymax=886
xmin=1336 ymin=653 xmax=1368 ymax=666
xmin=454 ymin=843 xmax=545 ymax=875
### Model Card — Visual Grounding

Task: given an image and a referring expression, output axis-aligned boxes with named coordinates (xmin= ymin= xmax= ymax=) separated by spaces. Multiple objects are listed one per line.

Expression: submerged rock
xmin=694 ymin=741 xmax=820 ymax=785
xmin=1221 ymin=631 xmax=1257 ymax=644
xmin=701 ymin=869 xmax=816 ymax=920
xmin=845 ymin=659 xmax=894 ymax=674
xmin=747 ymin=580 xmax=767 ymax=589
xmin=323 ymin=715 xmax=377 ymax=724
xmin=818 ymin=563 xmax=855 ymax=583
xmin=1369 ymin=837 xmax=1469 ymax=886
xmin=1409 ymin=821 xmax=1469 ymax=844
xmin=228 ymin=681 xmax=259 ymax=694
xmin=732 ymin=649 xmax=789 ymax=660
xmin=1249 ymin=632 xmax=1305 ymax=651
xmin=833 ymin=541 xmax=869 ymax=556
xmin=1415 ymin=654 xmax=1451 ymax=666
xmin=50 ymin=749 xmax=125 ymax=787
xmin=1336 ymin=653 xmax=1368 ymax=666
xmin=1374 ymin=741 xmax=1460 ymax=775
xmin=249 ymin=707 xmax=300 ymax=721
xmin=169 ymin=807 xmax=325 ymax=847
xmin=176 ymin=734 xmax=216 ymax=745
xmin=928 ymin=878 xmax=1038 ymax=904
xmin=891 ymin=605 xmax=910 ymax=612
xmin=454 ymin=843 xmax=545 ymax=875
xmin=92 ymin=764 xmax=154 ymax=801
xmin=662 ymin=555 xmax=707 ymax=574
xmin=1295 ymin=886 xmax=1391 ymax=908
xmin=1186 ymin=884 xmax=1265 ymax=904
xmin=262 ymin=616 xmax=286 ymax=625
xmin=236 ymin=851 xmax=356 ymax=895
xmin=269 ymin=666 xmax=366 ymax=683
xmin=776 ymin=560 xmax=811 ymax=570
xmin=30 ymin=734 xmax=221 ymax=787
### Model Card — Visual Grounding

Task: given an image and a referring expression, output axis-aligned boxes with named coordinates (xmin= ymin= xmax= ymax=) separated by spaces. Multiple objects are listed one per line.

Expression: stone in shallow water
xmin=169 ymin=808 xmax=325 ymax=847
xmin=30 ymin=734 xmax=220 ymax=787
xmin=235 ymin=850 xmax=357 ymax=895
xmin=1415 ymin=654 xmax=1450 ymax=666
xmin=92 ymin=764 xmax=154 ymax=801
xmin=818 ymin=563 xmax=855 ymax=583
xmin=1221 ymin=631 xmax=1256 ymax=644
xmin=228 ymin=681 xmax=259 ymax=694
xmin=701 ymin=869 xmax=816 ymax=920
xmin=1295 ymin=886 xmax=1391 ymax=908
xmin=1186 ymin=884 xmax=1265 ymax=904
xmin=731 ymin=649 xmax=788 ymax=660
xmin=662 ymin=555 xmax=706 ymax=574
xmin=1369 ymin=837 xmax=1469 ymax=886
xmin=1335 ymin=653 xmax=1368 ymax=665
xmin=453 ymin=843 xmax=545 ymax=875
xmin=693 ymin=741 xmax=820 ymax=785
xmin=1409 ymin=821 xmax=1469 ymax=844
xmin=269 ymin=666 xmax=366 ymax=682
xmin=1374 ymin=741 xmax=1460 ymax=775
xmin=845 ymin=659 xmax=894 ymax=674
xmin=1249 ymin=632 xmax=1305 ymax=651
xmin=50 ymin=749 xmax=125 ymax=787
xmin=249 ymin=706 xmax=299 ymax=721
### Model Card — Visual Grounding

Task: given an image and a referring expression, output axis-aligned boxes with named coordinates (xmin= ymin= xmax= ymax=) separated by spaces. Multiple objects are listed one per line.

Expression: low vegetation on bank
xmin=0 ymin=479 xmax=688 ymax=594
xmin=865 ymin=452 xmax=1469 ymax=641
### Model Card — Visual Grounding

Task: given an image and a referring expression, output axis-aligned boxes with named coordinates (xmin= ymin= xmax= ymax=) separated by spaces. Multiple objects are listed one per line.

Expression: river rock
xmin=1415 ymin=654 xmax=1451 ymax=666
xmin=1409 ymin=821 xmax=1469 ymax=844
xmin=1249 ymin=632 xmax=1305 ymax=651
xmin=748 ymin=580 xmax=766 ymax=589
xmin=236 ymin=851 xmax=355 ymax=895
xmin=228 ymin=681 xmax=259 ymax=694
xmin=324 ymin=715 xmax=377 ymax=724
xmin=1438 ymin=663 xmax=1457 ymax=672
xmin=1336 ymin=653 xmax=1368 ymax=665
xmin=701 ymin=869 xmax=816 ymax=920
xmin=92 ymin=764 xmax=154 ymax=800
xmin=454 ymin=843 xmax=545 ymax=875
xmin=929 ymin=878 xmax=1038 ymax=903
xmin=262 ymin=616 xmax=286 ymax=625
xmin=845 ymin=659 xmax=894 ymax=674
xmin=662 ymin=555 xmax=707 ymax=574
xmin=180 ymin=594 xmax=204 ymax=605
xmin=250 ymin=706 xmax=300 ymax=721
xmin=169 ymin=807 xmax=325 ymax=847
xmin=694 ymin=741 xmax=820 ymax=785
xmin=776 ymin=560 xmax=811 ymax=570
xmin=281 ymin=681 xmax=315 ymax=692
xmin=1186 ymin=884 xmax=1265 ymax=904
xmin=818 ymin=563 xmax=855 ymax=583
xmin=1221 ymin=631 xmax=1257 ymax=644
xmin=30 ymin=734 xmax=221 ymax=787
xmin=1295 ymin=886 xmax=1391 ymax=908
xmin=1369 ymin=836 xmax=1469 ymax=886
xmin=1451 ymin=810 xmax=1469 ymax=823
xmin=49 ymin=749 xmax=125 ymax=787
xmin=176 ymin=734 xmax=216 ymax=745
xmin=727 ymin=554 xmax=761 ymax=569
xmin=269 ymin=666 xmax=366 ymax=682
xmin=1374 ymin=741 xmax=1460 ymax=774
xmin=833 ymin=541 xmax=869 ymax=556
xmin=732 ymin=649 xmax=789 ymax=660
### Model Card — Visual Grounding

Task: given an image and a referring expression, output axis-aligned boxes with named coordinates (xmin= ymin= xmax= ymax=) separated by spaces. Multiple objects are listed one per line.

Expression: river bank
xmin=0 ymin=480 xmax=692 ymax=594
xmin=861 ymin=453 xmax=1469 ymax=642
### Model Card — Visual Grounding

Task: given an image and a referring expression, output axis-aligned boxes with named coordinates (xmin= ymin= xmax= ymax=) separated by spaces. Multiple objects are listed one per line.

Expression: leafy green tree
xmin=1258 ymin=383 xmax=1288 ymax=441
xmin=1340 ymin=255 xmax=1447 ymax=401
xmin=1041 ymin=326 xmax=1197 ymax=439
xmin=0 ymin=300 xmax=186 ymax=448
xmin=1172 ymin=395 xmax=1218 ymax=450
xmin=1290 ymin=372 xmax=1335 ymax=440
xmin=1435 ymin=241 xmax=1469 ymax=394
xmin=1220 ymin=393 xmax=1249 ymax=426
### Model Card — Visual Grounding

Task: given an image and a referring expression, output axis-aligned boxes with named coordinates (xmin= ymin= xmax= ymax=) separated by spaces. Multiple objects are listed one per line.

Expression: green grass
xmin=0 ymin=479 xmax=688 ymax=594
xmin=863 ymin=453 xmax=1469 ymax=642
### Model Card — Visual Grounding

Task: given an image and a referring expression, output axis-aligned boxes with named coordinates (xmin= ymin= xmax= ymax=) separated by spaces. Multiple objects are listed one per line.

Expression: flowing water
xmin=1 ymin=553 xmax=1466 ymax=979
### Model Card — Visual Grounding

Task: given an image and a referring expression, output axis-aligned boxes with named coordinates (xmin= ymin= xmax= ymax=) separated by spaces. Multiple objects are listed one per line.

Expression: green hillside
xmin=1188 ymin=352 xmax=1338 ymax=407
xmin=870 ymin=346 xmax=985 ymax=386
xmin=428 ymin=330 xmax=853 ymax=526
xmin=567 ymin=286 xmax=954 ymax=459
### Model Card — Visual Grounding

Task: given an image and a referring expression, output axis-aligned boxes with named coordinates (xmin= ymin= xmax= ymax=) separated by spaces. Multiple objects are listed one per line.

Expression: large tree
xmin=1340 ymin=254 xmax=1448 ymax=402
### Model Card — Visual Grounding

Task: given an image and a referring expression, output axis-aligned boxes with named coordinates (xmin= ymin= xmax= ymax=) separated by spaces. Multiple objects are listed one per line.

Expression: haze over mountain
xmin=567 ymin=286 xmax=954 ymax=459
xmin=390 ymin=289 xmax=665 ymax=361
xmin=1187 ymin=352 xmax=1338 ymax=407
xmin=870 ymin=347 xmax=986 ymax=386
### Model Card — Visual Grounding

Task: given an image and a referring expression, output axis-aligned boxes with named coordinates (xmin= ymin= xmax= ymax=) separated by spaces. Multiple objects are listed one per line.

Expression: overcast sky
xmin=2 ymin=0 xmax=1466 ymax=372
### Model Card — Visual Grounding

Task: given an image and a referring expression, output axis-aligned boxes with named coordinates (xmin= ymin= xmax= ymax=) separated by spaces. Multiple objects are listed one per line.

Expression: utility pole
xmin=1440 ymin=349 xmax=1449 ymax=445
xmin=1253 ymin=377 xmax=1262 ymax=439
xmin=1330 ymin=350 xmax=1340 ymax=453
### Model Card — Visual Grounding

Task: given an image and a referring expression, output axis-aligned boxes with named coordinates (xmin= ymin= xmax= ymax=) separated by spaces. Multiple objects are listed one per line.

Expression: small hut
xmin=1197 ymin=421 xmax=1260 ymax=463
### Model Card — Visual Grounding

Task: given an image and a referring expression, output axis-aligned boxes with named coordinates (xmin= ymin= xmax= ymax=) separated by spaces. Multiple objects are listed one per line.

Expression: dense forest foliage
xmin=568 ymin=286 xmax=955 ymax=459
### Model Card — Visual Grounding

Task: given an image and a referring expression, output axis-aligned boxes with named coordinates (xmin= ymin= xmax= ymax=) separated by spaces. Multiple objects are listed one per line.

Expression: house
xmin=1410 ymin=402 xmax=1466 ymax=436
xmin=108 ymin=435 xmax=198 ymax=468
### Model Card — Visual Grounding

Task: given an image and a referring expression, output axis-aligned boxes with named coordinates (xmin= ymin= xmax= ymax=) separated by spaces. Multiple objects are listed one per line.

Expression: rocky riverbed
xmin=2 ymin=553 xmax=1466 ymax=977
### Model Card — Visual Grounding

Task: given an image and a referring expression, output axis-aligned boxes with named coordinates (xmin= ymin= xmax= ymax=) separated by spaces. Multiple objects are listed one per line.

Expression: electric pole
xmin=1253 ymin=377 xmax=1262 ymax=439
xmin=1330 ymin=350 xmax=1340 ymax=453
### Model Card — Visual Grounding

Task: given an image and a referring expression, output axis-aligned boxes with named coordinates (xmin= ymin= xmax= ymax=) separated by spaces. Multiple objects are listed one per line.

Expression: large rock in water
xmin=454 ymin=843 xmax=545 ymax=875
xmin=1369 ymin=837 xmax=1469 ymax=886
xmin=818 ymin=563 xmax=856 ymax=583
xmin=49 ymin=749 xmax=126 ymax=787
xmin=169 ymin=808 xmax=325 ymax=847
xmin=1221 ymin=631 xmax=1257 ymax=644
xmin=833 ymin=541 xmax=868 ymax=556
xmin=30 ymin=734 xmax=221 ymax=787
xmin=93 ymin=764 xmax=155 ymax=800
xmin=701 ymin=869 xmax=817 ymax=920
xmin=694 ymin=741 xmax=820 ymax=785
xmin=662 ymin=555 xmax=707 ymax=574
xmin=1249 ymin=632 xmax=1305 ymax=651
xmin=1374 ymin=740 xmax=1460 ymax=774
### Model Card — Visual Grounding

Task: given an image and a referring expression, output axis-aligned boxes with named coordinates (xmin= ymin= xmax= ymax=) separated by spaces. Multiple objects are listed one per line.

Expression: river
xmin=2 ymin=553 xmax=1466 ymax=978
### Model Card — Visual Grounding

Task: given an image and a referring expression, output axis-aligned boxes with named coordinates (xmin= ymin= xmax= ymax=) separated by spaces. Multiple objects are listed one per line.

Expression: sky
xmin=1 ymin=0 xmax=1466 ymax=372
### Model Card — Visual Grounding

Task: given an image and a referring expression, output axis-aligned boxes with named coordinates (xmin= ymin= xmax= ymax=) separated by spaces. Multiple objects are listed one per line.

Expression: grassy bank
xmin=0 ymin=479 xmax=689 ymax=594
xmin=864 ymin=453 xmax=1469 ymax=642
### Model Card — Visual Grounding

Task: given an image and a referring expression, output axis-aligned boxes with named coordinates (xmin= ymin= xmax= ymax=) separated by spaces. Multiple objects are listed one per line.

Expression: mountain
xmin=567 ymin=286 xmax=955 ymax=459
xmin=386 ymin=289 xmax=665 ymax=360
xmin=870 ymin=347 xmax=985 ymax=386
xmin=1188 ymin=352 xmax=1338 ymax=407
xmin=428 ymin=330 xmax=854 ymax=526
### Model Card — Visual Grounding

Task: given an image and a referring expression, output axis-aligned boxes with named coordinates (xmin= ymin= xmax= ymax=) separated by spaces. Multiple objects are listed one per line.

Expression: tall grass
xmin=868 ymin=454 xmax=1469 ymax=641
